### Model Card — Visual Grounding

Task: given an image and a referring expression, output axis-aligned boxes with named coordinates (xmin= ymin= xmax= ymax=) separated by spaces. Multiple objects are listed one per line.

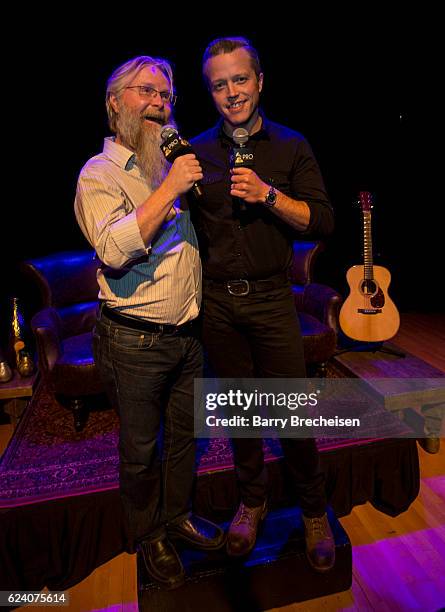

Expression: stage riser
xmin=138 ymin=507 xmax=352 ymax=610
xmin=1 ymin=439 xmax=417 ymax=590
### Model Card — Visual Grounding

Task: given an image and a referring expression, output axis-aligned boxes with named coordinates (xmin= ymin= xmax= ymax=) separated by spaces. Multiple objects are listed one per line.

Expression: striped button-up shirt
xmin=74 ymin=137 xmax=201 ymax=324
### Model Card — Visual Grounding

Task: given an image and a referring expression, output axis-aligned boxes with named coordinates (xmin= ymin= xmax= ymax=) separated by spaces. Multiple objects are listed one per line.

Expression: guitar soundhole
xmin=371 ymin=288 xmax=385 ymax=308
xmin=361 ymin=279 xmax=377 ymax=295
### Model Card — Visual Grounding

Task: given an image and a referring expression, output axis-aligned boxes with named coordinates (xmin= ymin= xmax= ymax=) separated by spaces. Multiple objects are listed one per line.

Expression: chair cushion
xmin=59 ymin=301 xmax=99 ymax=338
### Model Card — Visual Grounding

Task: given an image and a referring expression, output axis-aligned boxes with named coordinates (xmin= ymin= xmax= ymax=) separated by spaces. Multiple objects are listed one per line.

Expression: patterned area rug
xmin=0 ymin=371 xmax=385 ymax=508
xmin=0 ymin=384 xmax=119 ymax=507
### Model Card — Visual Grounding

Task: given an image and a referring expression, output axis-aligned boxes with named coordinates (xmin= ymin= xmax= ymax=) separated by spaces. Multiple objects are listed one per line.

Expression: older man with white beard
xmin=74 ymin=55 xmax=224 ymax=591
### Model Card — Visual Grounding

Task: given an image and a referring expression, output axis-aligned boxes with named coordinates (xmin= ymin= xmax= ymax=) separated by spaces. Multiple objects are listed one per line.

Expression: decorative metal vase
xmin=0 ymin=353 xmax=13 ymax=383
xmin=16 ymin=350 xmax=35 ymax=377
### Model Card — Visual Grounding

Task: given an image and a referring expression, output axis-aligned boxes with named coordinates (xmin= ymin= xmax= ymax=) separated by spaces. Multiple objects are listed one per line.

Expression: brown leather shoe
xmin=418 ymin=437 xmax=441 ymax=454
xmin=226 ymin=501 xmax=267 ymax=557
xmin=303 ymin=513 xmax=335 ymax=572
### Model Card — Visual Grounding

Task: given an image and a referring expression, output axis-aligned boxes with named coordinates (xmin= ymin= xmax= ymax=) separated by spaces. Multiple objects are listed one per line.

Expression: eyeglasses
xmin=125 ymin=85 xmax=177 ymax=105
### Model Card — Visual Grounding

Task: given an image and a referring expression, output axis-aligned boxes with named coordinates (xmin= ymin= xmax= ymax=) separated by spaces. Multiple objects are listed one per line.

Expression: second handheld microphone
xmin=230 ymin=128 xmax=255 ymax=211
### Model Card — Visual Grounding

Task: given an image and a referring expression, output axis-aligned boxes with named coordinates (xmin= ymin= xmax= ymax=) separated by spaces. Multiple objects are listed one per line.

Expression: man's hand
xmin=136 ymin=154 xmax=202 ymax=245
xmin=230 ymin=168 xmax=268 ymax=204
xmin=163 ymin=154 xmax=203 ymax=199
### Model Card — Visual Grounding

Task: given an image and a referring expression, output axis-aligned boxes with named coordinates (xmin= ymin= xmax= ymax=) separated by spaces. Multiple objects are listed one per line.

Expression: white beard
xmin=116 ymin=105 xmax=176 ymax=191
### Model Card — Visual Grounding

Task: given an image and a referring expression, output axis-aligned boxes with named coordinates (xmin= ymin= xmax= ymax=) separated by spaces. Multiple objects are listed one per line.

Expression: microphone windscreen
xmin=161 ymin=125 xmax=179 ymax=142
xmin=232 ymin=128 xmax=249 ymax=146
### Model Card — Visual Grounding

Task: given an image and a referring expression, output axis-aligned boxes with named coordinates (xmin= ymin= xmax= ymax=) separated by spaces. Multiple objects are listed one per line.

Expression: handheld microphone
xmin=231 ymin=128 xmax=255 ymax=168
xmin=232 ymin=128 xmax=248 ymax=145
xmin=230 ymin=128 xmax=255 ymax=211
xmin=160 ymin=125 xmax=202 ymax=198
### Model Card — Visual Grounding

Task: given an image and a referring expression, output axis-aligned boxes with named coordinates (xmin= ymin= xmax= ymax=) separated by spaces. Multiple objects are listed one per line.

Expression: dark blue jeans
xmin=202 ymin=283 xmax=327 ymax=517
xmin=93 ymin=311 xmax=202 ymax=548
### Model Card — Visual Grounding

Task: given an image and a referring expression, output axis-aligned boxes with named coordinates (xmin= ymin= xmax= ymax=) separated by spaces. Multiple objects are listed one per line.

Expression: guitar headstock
xmin=358 ymin=191 xmax=373 ymax=211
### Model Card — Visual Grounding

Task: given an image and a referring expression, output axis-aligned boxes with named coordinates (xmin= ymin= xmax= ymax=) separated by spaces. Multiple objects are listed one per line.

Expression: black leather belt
xmin=100 ymin=304 xmax=196 ymax=335
xmin=203 ymin=272 xmax=289 ymax=296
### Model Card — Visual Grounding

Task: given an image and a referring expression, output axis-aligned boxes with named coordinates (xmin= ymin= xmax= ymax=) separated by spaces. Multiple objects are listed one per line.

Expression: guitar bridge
xmin=357 ymin=308 xmax=382 ymax=314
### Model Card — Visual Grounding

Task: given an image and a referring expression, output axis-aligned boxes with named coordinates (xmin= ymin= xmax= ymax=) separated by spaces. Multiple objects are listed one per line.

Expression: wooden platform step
xmin=137 ymin=506 xmax=352 ymax=611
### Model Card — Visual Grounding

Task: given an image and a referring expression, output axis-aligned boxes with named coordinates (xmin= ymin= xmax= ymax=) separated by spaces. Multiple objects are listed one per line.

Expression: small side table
xmin=0 ymin=369 xmax=38 ymax=427
xmin=332 ymin=342 xmax=445 ymax=437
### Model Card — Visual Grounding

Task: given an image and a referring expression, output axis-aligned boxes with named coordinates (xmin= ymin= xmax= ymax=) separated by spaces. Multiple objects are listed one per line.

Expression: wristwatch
xmin=264 ymin=185 xmax=277 ymax=207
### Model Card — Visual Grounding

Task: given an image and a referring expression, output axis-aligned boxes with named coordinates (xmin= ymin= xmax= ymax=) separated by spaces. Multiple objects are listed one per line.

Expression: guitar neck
xmin=363 ymin=209 xmax=374 ymax=279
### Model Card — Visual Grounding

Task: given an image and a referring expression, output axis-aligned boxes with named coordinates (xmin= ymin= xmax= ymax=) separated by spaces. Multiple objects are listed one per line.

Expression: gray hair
xmin=106 ymin=55 xmax=174 ymax=133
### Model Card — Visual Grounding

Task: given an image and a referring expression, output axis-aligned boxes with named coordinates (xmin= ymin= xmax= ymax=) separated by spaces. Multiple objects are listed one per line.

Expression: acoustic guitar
xmin=339 ymin=191 xmax=400 ymax=342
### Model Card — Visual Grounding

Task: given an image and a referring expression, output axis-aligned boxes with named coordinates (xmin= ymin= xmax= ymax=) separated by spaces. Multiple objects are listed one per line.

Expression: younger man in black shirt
xmin=189 ymin=37 xmax=336 ymax=572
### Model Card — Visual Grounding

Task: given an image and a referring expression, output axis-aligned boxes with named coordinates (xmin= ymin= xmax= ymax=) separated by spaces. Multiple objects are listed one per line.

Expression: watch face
xmin=265 ymin=187 xmax=277 ymax=206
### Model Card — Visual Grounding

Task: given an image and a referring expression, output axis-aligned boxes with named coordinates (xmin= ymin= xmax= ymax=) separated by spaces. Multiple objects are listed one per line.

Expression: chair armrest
xmin=292 ymin=283 xmax=343 ymax=334
xmin=31 ymin=308 xmax=63 ymax=375
xmin=289 ymin=241 xmax=324 ymax=285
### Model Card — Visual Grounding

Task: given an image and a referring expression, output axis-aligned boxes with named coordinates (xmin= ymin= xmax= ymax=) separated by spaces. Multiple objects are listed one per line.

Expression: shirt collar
xmin=217 ymin=109 xmax=271 ymax=147
xmin=103 ymin=136 xmax=137 ymax=171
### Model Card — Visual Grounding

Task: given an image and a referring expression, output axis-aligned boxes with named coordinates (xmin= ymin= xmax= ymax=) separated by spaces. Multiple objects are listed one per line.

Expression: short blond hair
xmin=105 ymin=55 xmax=174 ymax=133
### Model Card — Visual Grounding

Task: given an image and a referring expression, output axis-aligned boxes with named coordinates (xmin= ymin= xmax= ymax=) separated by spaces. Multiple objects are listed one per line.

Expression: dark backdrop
xmin=4 ymin=18 xmax=438 ymax=347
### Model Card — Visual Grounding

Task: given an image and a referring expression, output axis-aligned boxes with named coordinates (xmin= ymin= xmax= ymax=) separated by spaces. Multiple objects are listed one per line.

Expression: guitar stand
xmin=373 ymin=344 xmax=406 ymax=358
xmin=334 ymin=339 xmax=406 ymax=359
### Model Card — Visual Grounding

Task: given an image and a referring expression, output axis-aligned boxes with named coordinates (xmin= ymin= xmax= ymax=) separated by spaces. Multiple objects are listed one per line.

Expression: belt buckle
xmin=227 ymin=279 xmax=250 ymax=296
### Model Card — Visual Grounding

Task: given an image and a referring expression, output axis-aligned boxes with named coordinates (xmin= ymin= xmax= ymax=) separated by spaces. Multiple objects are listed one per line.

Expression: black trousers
xmin=202 ymin=283 xmax=327 ymax=517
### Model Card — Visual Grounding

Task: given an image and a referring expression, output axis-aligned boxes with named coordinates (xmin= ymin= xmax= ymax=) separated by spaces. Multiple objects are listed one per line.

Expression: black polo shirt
xmin=189 ymin=114 xmax=333 ymax=281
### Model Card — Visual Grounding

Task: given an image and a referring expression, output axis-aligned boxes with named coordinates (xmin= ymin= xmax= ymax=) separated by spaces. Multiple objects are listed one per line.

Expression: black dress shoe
xmin=139 ymin=537 xmax=185 ymax=590
xmin=418 ymin=436 xmax=440 ymax=454
xmin=168 ymin=515 xmax=226 ymax=550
